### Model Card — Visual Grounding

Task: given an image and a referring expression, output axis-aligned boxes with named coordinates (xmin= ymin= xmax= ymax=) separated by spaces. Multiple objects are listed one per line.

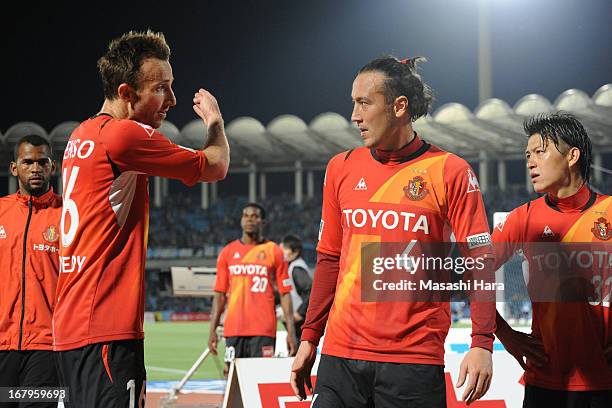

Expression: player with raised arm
xmin=53 ymin=30 xmax=229 ymax=407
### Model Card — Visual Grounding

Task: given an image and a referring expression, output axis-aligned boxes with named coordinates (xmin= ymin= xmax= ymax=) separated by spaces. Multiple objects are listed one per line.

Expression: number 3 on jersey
xmin=251 ymin=276 xmax=268 ymax=293
xmin=61 ymin=166 xmax=80 ymax=247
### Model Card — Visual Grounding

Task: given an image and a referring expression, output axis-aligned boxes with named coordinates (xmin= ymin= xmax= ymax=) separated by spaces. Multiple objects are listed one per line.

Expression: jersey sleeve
xmin=214 ymin=246 xmax=230 ymax=293
xmin=491 ymin=205 xmax=525 ymax=270
xmin=301 ymin=252 xmax=340 ymax=345
xmin=273 ymin=244 xmax=292 ymax=295
xmin=316 ymin=154 xmax=344 ymax=256
xmin=101 ymin=120 xmax=208 ymax=186
xmin=443 ymin=154 xmax=496 ymax=351
xmin=443 ymin=155 xmax=492 ymax=255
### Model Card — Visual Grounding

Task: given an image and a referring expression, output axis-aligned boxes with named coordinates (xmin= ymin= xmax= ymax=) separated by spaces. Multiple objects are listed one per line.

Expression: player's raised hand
xmin=497 ymin=327 xmax=548 ymax=370
xmin=290 ymin=340 xmax=317 ymax=401
xmin=193 ymin=88 xmax=223 ymax=127
xmin=208 ymin=329 xmax=218 ymax=355
xmin=456 ymin=347 xmax=493 ymax=405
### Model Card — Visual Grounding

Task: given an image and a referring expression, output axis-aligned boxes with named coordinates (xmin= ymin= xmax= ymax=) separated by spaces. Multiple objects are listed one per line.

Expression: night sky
xmin=2 ymin=0 xmax=611 ymax=132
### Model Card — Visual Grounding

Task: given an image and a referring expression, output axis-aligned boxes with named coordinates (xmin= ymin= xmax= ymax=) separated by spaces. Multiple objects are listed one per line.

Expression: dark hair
xmin=244 ymin=202 xmax=266 ymax=219
xmin=281 ymin=234 xmax=303 ymax=256
xmin=98 ymin=30 xmax=171 ymax=99
xmin=523 ymin=112 xmax=592 ymax=182
xmin=14 ymin=135 xmax=52 ymax=161
xmin=358 ymin=55 xmax=433 ymax=121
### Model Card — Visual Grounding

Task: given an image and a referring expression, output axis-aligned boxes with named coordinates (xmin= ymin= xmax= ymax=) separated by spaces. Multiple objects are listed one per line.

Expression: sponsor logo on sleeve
xmin=466 ymin=232 xmax=491 ymax=249
xmin=466 ymin=169 xmax=481 ymax=193
xmin=0 ymin=225 xmax=6 ymax=239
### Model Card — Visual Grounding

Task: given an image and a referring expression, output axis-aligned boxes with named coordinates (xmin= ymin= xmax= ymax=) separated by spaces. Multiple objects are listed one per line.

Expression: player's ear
xmin=9 ymin=161 xmax=18 ymax=177
xmin=117 ymin=83 xmax=137 ymax=104
xmin=567 ymin=146 xmax=581 ymax=169
xmin=393 ymin=95 xmax=409 ymax=119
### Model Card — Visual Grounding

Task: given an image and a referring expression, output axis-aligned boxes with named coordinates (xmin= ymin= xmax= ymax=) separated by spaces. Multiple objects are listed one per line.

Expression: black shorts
xmin=312 ymin=354 xmax=446 ymax=408
xmin=224 ymin=336 xmax=275 ymax=362
xmin=523 ymin=383 xmax=612 ymax=408
xmin=55 ymin=339 xmax=146 ymax=408
xmin=0 ymin=350 xmax=59 ymax=408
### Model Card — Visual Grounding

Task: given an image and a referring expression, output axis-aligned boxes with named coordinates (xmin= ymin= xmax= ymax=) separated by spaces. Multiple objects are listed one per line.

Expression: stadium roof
xmin=2 ymin=84 xmax=611 ymax=167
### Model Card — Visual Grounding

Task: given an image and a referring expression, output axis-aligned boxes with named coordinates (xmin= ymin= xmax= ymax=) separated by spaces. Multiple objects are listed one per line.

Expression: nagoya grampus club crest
xmin=404 ymin=176 xmax=428 ymax=201
xmin=592 ymin=217 xmax=612 ymax=241
xmin=43 ymin=225 xmax=59 ymax=243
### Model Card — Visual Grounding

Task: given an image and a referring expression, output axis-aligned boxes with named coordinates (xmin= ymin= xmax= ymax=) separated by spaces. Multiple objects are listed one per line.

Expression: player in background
xmin=291 ymin=55 xmax=496 ymax=407
xmin=53 ymin=30 xmax=229 ymax=407
xmin=0 ymin=135 xmax=62 ymax=408
xmin=493 ymin=113 xmax=612 ymax=407
xmin=279 ymin=234 xmax=313 ymax=344
xmin=209 ymin=203 xmax=297 ymax=374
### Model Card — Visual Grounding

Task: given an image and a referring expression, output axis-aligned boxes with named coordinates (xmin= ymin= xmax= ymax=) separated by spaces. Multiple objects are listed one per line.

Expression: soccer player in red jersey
xmin=493 ymin=113 xmax=612 ymax=407
xmin=209 ymin=203 xmax=297 ymax=374
xmin=0 ymin=135 xmax=61 ymax=408
xmin=53 ymin=30 xmax=229 ymax=407
xmin=290 ymin=56 xmax=496 ymax=407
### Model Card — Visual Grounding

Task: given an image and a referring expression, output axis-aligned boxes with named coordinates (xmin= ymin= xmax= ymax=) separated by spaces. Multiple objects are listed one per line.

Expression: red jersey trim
xmin=316 ymin=245 xmax=341 ymax=257
xmin=524 ymin=375 xmax=612 ymax=392
xmin=322 ymin=349 xmax=444 ymax=365
xmin=102 ymin=344 xmax=113 ymax=383
xmin=53 ymin=332 xmax=144 ymax=351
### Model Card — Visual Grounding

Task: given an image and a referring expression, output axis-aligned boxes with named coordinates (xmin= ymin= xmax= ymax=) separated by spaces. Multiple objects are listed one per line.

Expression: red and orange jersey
xmin=54 ymin=115 xmax=208 ymax=351
xmin=314 ymin=135 xmax=494 ymax=364
xmin=215 ymin=240 xmax=292 ymax=338
xmin=493 ymin=185 xmax=612 ymax=391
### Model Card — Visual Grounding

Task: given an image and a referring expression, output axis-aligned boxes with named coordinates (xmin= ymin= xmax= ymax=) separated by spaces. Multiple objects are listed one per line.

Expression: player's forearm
xmin=280 ymin=293 xmax=295 ymax=336
xmin=300 ymin=252 xmax=340 ymax=345
xmin=494 ymin=310 xmax=513 ymax=340
xmin=463 ymin=255 xmax=496 ymax=351
xmin=201 ymin=121 xmax=229 ymax=182
xmin=209 ymin=292 xmax=227 ymax=330
xmin=470 ymin=302 xmax=496 ymax=352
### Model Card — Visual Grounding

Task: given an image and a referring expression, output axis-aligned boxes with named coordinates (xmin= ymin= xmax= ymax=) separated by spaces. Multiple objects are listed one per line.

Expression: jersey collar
xmin=544 ymin=184 xmax=596 ymax=213
xmin=16 ymin=187 xmax=58 ymax=209
xmin=371 ymin=132 xmax=430 ymax=164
